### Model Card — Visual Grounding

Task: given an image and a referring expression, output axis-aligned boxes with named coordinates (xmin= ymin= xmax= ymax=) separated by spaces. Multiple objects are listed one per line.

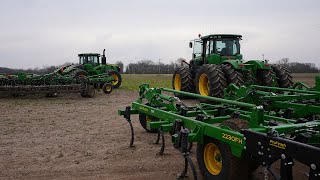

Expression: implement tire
xmin=195 ymin=64 xmax=227 ymax=98
xmin=271 ymin=65 xmax=293 ymax=88
xmin=172 ymin=66 xmax=194 ymax=97
xmin=102 ymin=82 xmax=113 ymax=94
xmin=256 ymin=69 xmax=273 ymax=86
xmin=108 ymin=70 xmax=122 ymax=88
xmin=221 ymin=64 xmax=244 ymax=87
xmin=197 ymin=119 xmax=258 ymax=180
xmin=85 ymin=85 xmax=96 ymax=98
xmin=139 ymin=114 xmax=159 ymax=133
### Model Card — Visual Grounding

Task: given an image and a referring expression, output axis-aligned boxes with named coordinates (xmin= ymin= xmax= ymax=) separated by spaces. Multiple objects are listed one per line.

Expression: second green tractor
xmin=57 ymin=49 xmax=122 ymax=88
xmin=173 ymin=34 xmax=293 ymax=97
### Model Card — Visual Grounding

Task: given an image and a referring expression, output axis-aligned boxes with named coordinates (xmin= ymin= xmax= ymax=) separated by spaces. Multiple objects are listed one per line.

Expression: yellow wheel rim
xmin=105 ymin=85 xmax=112 ymax=92
xmin=199 ymin=73 xmax=209 ymax=96
xmin=146 ymin=115 xmax=151 ymax=123
xmin=174 ymin=74 xmax=181 ymax=90
xmin=204 ymin=143 xmax=222 ymax=175
xmin=111 ymin=74 xmax=119 ymax=85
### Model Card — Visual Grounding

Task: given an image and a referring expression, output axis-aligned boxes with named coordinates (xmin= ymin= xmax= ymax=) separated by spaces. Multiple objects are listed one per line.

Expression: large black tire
xmin=272 ymin=65 xmax=293 ymax=88
xmin=195 ymin=64 xmax=227 ymax=98
xmin=108 ymin=71 xmax=122 ymax=88
xmin=85 ymin=85 xmax=96 ymax=98
xmin=256 ymin=69 xmax=273 ymax=86
xmin=139 ymin=113 xmax=159 ymax=133
xmin=221 ymin=64 xmax=244 ymax=87
xmin=197 ymin=119 xmax=258 ymax=180
xmin=172 ymin=66 xmax=194 ymax=97
xmin=102 ymin=82 xmax=113 ymax=94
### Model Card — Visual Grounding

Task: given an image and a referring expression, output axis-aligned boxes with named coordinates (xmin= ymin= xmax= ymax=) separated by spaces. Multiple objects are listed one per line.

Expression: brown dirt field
xmin=0 ymin=90 xmax=311 ymax=180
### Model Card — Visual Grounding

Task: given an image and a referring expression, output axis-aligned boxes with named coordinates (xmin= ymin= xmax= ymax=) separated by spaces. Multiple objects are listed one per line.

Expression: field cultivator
xmin=0 ymin=72 xmax=114 ymax=98
xmin=119 ymin=77 xmax=320 ymax=179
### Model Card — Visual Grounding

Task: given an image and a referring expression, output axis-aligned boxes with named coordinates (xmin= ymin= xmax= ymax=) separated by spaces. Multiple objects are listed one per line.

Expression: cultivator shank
xmin=119 ymin=80 xmax=320 ymax=179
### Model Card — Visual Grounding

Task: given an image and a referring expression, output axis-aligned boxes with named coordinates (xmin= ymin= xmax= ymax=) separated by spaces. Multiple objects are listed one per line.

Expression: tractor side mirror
xmin=189 ymin=42 xmax=193 ymax=48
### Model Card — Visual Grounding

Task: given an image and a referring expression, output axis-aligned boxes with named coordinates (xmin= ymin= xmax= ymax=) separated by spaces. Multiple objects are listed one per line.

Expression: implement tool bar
xmin=252 ymin=85 xmax=320 ymax=94
xmin=162 ymin=88 xmax=256 ymax=108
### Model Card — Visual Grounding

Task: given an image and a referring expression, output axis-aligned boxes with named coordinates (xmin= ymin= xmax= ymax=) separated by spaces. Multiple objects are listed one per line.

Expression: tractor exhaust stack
xmin=101 ymin=49 xmax=106 ymax=65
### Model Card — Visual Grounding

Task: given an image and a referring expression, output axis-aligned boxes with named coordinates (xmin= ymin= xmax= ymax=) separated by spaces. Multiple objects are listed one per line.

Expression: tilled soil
xmin=0 ymin=90 xmax=309 ymax=180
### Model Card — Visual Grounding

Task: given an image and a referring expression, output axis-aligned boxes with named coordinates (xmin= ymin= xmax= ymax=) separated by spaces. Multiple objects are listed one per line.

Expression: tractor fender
xmin=245 ymin=60 xmax=270 ymax=70
xmin=221 ymin=60 xmax=243 ymax=70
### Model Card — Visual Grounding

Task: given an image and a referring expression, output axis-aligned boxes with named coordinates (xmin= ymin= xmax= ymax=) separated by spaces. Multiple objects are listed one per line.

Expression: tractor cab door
xmin=204 ymin=39 xmax=220 ymax=64
xmin=191 ymin=39 xmax=204 ymax=66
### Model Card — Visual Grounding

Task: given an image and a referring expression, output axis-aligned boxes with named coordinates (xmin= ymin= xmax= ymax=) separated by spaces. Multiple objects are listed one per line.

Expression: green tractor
xmin=57 ymin=49 xmax=122 ymax=88
xmin=172 ymin=34 xmax=293 ymax=97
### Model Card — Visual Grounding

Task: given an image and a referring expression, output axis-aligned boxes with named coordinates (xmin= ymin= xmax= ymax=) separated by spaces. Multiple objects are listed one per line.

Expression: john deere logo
xmin=269 ymin=140 xmax=286 ymax=149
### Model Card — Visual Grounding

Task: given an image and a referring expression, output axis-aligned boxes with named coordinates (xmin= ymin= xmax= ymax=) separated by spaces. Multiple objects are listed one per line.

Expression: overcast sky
xmin=1 ymin=0 xmax=320 ymax=69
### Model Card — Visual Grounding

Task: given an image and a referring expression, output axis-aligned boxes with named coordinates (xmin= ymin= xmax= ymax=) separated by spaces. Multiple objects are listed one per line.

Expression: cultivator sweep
xmin=119 ymin=77 xmax=320 ymax=179
xmin=0 ymin=72 xmax=114 ymax=97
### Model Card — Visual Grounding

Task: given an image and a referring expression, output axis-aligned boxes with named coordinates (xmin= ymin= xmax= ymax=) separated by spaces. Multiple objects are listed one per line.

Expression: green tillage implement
xmin=0 ymin=72 xmax=114 ymax=97
xmin=118 ymin=79 xmax=320 ymax=179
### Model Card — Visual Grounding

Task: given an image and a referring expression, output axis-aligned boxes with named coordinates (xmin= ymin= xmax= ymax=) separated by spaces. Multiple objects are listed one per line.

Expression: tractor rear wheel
xmin=256 ymin=69 xmax=273 ymax=86
xmin=197 ymin=119 xmax=258 ymax=180
xmin=195 ymin=64 xmax=227 ymax=97
xmin=108 ymin=71 xmax=122 ymax=88
xmin=102 ymin=82 xmax=113 ymax=94
xmin=272 ymin=65 xmax=293 ymax=88
xmin=172 ymin=66 xmax=194 ymax=97
xmin=139 ymin=105 xmax=159 ymax=133
xmin=221 ymin=64 xmax=244 ymax=87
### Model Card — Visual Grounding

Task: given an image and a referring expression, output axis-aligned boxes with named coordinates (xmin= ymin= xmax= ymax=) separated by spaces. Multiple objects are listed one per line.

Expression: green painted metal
xmin=119 ymin=80 xmax=320 ymax=159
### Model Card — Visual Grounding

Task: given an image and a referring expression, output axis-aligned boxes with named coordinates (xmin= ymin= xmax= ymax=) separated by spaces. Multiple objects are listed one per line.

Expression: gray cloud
xmin=0 ymin=0 xmax=319 ymax=68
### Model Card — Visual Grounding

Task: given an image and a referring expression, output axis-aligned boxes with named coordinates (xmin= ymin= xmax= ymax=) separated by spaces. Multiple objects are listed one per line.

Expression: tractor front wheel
xmin=195 ymin=64 xmax=227 ymax=97
xmin=108 ymin=71 xmax=122 ymax=88
xmin=172 ymin=66 xmax=194 ymax=97
xmin=102 ymin=82 xmax=113 ymax=94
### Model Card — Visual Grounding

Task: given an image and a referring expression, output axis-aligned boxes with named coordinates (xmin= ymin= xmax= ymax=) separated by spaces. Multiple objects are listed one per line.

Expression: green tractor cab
xmin=77 ymin=49 xmax=122 ymax=88
xmin=173 ymin=34 xmax=293 ymax=98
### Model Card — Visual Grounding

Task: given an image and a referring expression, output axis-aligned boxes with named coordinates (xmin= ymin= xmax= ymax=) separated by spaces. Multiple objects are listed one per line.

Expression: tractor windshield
xmin=215 ymin=38 xmax=240 ymax=56
xmin=79 ymin=55 xmax=100 ymax=65
xmin=87 ymin=56 xmax=99 ymax=65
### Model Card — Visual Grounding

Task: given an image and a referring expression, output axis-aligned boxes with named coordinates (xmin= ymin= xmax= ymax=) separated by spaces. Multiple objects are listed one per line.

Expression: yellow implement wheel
xmin=102 ymin=82 xmax=113 ymax=94
xmin=111 ymin=74 xmax=119 ymax=85
xmin=174 ymin=74 xmax=181 ymax=90
xmin=204 ymin=143 xmax=222 ymax=175
xmin=198 ymin=73 xmax=209 ymax=96
xmin=108 ymin=70 xmax=122 ymax=88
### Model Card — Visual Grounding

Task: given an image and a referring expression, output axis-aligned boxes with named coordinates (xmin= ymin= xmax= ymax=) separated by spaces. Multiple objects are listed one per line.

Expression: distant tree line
xmin=124 ymin=60 xmax=180 ymax=74
xmin=276 ymin=58 xmax=319 ymax=73
xmin=1 ymin=58 xmax=318 ymax=75
xmin=0 ymin=65 xmax=59 ymax=75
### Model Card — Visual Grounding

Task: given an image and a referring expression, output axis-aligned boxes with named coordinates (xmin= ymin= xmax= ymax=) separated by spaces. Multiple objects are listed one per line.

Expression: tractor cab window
xmin=215 ymin=39 xmax=240 ymax=56
xmin=193 ymin=40 xmax=202 ymax=58
xmin=206 ymin=40 xmax=214 ymax=56
xmin=87 ymin=56 xmax=99 ymax=65
xmin=79 ymin=56 xmax=87 ymax=64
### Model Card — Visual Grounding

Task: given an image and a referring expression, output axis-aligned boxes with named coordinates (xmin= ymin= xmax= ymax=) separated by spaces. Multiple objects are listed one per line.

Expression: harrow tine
xmin=155 ymin=129 xmax=161 ymax=144
xmin=124 ymin=106 xmax=135 ymax=147
xmin=157 ymin=128 xmax=165 ymax=155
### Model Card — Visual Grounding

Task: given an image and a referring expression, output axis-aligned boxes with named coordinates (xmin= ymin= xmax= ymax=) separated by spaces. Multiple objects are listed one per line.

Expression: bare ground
xmin=0 ymin=90 xmax=310 ymax=180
